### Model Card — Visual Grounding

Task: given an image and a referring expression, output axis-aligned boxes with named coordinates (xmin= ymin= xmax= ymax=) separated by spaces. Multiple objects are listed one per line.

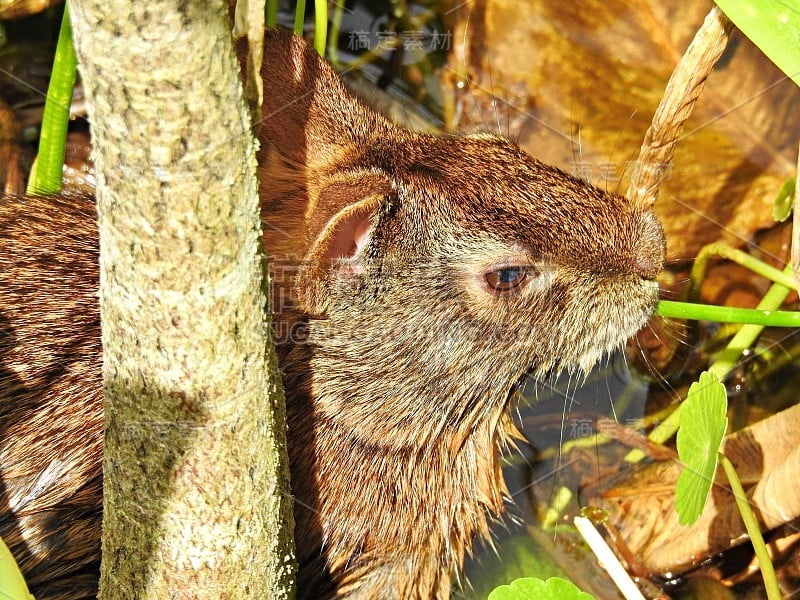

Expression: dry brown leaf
xmin=585 ymin=403 xmax=800 ymax=576
xmin=445 ymin=0 xmax=800 ymax=260
xmin=0 ymin=0 xmax=61 ymax=20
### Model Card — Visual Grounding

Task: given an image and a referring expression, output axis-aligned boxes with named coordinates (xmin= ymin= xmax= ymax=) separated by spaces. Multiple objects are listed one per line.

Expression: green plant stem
xmin=657 ymin=300 xmax=800 ymax=326
xmin=314 ymin=0 xmax=327 ymax=56
xmin=718 ymin=453 xmax=782 ymax=600
xmin=265 ymin=0 xmax=278 ymax=28
xmin=627 ymin=265 xmax=794 ymax=463
xmin=27 ymin=3 xmax=77 ymax=196
xmin=688 ymin=243 xmax=796 ymax=301
xmin=706 ymin=266 xmax=795 ymax=378
xmin=293 ymin=0 xmax=306 ymax=35
xmin=327 ymin=0 xmax=344 ymax=65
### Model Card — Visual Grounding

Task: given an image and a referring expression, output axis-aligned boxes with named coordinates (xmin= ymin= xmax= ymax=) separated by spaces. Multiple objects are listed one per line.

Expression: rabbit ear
xmin=254 ymin=28 xmax=387 ymax=173
xmin=296 ymin=171 xmax=391 ymax=315
xmin=249 ymin=29 xmax=395 ymax=314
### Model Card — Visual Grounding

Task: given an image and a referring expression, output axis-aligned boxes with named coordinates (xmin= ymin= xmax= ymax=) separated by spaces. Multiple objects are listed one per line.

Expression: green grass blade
xmin=27 ymin=3 xmax=77 ymax=196
xmin=293 ymin=0 xmax=307 ymax=35
xmin=314 ymin=0 xmax=328 ymax=56
xmin=266 ymin=0 xmax=278 ymax=28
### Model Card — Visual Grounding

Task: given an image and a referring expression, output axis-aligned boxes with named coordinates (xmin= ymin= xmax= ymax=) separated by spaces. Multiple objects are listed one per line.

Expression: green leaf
xmin=465 ymin=534 xmax=570 ymax=598
xmin=773 ymin=177 xmax=795 ymax=222
xmin=488 ymin=576 xmax=594 ymax=600
xmin=675 ymin=371 xmax=728 ymax=526
xmin=0 ymin=534 xmax=34 ymax=600
xmin=715 ymin=0 xmax=800 ymax=89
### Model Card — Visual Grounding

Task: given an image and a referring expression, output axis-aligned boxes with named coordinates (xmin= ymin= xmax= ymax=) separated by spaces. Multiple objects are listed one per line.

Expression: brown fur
xmin=0 ymin=28 xmax=664 ymax=599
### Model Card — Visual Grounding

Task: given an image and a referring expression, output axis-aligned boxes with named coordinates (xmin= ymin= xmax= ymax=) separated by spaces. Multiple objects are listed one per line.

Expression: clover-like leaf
xmin=675 ymin=371 xmax=728 ymax=526
xmin=488 ymin=576 xmax=594 ymax=600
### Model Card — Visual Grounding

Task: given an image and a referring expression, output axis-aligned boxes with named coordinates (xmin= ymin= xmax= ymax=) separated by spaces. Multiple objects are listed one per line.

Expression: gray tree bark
xmin=67 ymin=1 xmax=296 ymax=596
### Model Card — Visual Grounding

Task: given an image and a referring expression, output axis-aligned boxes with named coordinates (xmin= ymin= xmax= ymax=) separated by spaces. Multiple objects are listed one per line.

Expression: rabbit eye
xmin=484 ymin=266 xmax=532 ymax=294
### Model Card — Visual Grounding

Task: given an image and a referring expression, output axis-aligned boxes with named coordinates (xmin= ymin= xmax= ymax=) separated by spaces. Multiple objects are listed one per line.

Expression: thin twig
xmin=574 ymin=516 xmax=646 ymax=600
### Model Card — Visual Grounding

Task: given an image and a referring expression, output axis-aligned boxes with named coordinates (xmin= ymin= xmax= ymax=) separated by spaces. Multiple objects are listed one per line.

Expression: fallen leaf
xmin=445 ymin=0 xmax=800 ymax=260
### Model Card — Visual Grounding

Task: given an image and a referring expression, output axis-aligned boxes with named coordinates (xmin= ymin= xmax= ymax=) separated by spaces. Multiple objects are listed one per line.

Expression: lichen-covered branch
xmin=67 ymin=0 xmax=295 ymax=596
